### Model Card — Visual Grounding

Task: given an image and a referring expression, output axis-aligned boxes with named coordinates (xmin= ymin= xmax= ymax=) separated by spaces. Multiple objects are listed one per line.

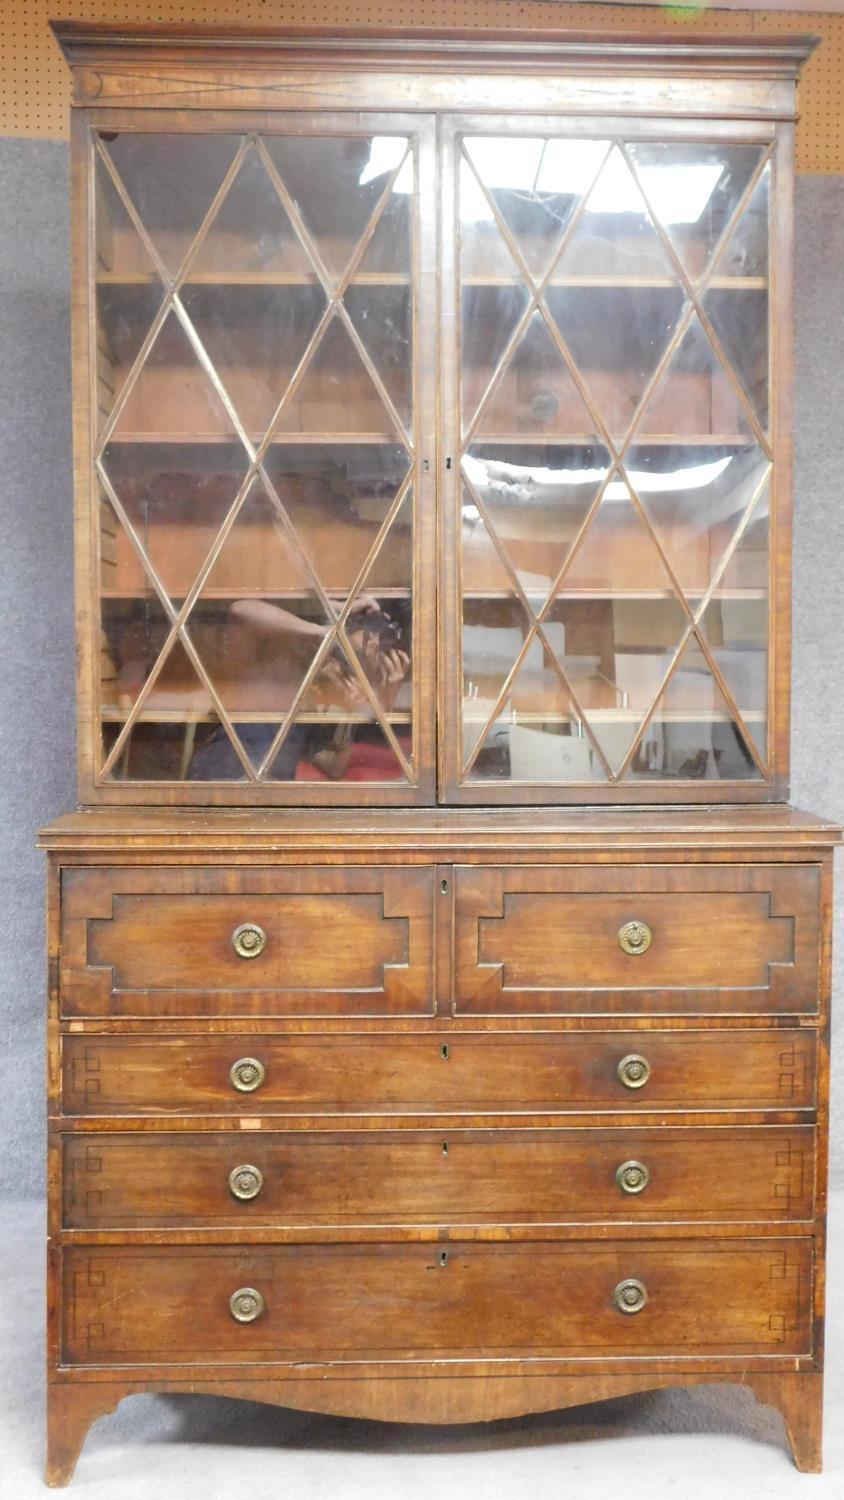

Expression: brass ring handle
xmin=229 ymin=1164 xmax=264 ymax=1201
xmin=616 ymin=1053 xmax=651 ymax=1090
xmin=618 ymin=919 xmax=652 ymax=955
xmin=614 ymin=1278 xmax=648 ymax=1315
xmin=229 ymin=1287 xmax=266 ymax=1323
xmin=616 ymin=1160 xmax=650 ymax=1195
xmin=232 ymin=922 xmax=267 ymax=960
xmin=230 ymin=1057 xmax=266 ymax=1094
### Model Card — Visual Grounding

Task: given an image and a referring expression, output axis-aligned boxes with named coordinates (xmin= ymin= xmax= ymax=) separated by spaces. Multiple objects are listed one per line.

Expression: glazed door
xmin=440 ymin=116 xmax=779 ymax=803
xmin=89 ymin=112 xmax=436 ymax=803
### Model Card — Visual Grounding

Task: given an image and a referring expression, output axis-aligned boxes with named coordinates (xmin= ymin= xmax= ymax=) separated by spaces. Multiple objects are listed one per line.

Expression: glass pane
xmin=110 ymin=309 xmax=237 ymax=441
xmin=454 ymin=130 xmax=773 ymax=792
xmin=94 ymin=129 xmax=417 ymax=787
xmin=268 ymin=720 xmax=408 ymax=784
xmin=713 ymin=163 xmax=770 ymax=281
xmin=275 ymin=314 xmax=401 ymax=438
xmin=554 ymin=144 xmax=678 ymax=278
xmin=698 ymin=483 xmax=769 ymax=761
xmin=180 ymin=283 xmax=326 ymax=437
xmin=184 ymin=475 xmax=332 ymax=728
xmin=547 ymin=283 xmax=685 ymax=441
xmin=189 ymin=142 xmax=316 ymax=280
xmin=99 ymin=443 xmax=248 ymax=603
xmin=623 ymin=441 xmax=770 ymax=597
xmin=102 ymin=134 xmax=242 ymax=278
xmin=264 ymin=135 xmax=411 ymax=281
xmin=99 ymin=597 xmax=252 ymax=783
xmin=468 ymin=654 xmax=607 ymax=784
xmin=545 ymin=145 xmax=686 ymax=441
xmin=702 ymin=168 xmax=770 ymax=432
xmin=475 ymin=310 xmax=596 ymax=439
xmin=262 ymin=443 xmax=411 ymax=593
xmin=462 ymin=444 xmax=610 ymax=610
xmin=462 ymin=136 xmax=609 ymax=283
xmin=633 ymin=312 xmax=753 ymax=441
xmin=344 ymin=283 xmax=413 ymax=430
xmin=95 ymin=157 xmax=166 ymax=434
xmin=550 ymin=483 xmax=690 ymax=775
xmin=623 ymin=634 xmax=762 ymax=782
xmin=461 ymin=508 xmax=537 ymax=766
xmin=625 ymin=143 xmax=765 ymax=283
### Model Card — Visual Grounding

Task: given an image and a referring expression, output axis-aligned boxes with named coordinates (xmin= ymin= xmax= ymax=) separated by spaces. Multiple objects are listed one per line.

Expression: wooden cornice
xmin=50 ymin=22 xmax=820 ymax=81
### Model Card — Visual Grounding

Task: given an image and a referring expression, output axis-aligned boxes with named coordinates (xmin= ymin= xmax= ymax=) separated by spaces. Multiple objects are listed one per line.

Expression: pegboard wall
xmin=3 ymin=1 xmax=842 ymax=171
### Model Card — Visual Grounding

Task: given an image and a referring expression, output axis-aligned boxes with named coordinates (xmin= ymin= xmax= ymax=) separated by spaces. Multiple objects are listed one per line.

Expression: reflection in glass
xmin=462 ymin=445 xmax=609 ymax=607
xmin=625 ymin=143 xmax=765 ymax=282
xmin=624 ymin=635 xmax=761 ymax=781
xmin=264 ymin=135 xmax=411 ymax=281
xmin=624 ymin=442 xmax=770 ymax=595
xmin=462 ymin=137 xmax=609 ymax=281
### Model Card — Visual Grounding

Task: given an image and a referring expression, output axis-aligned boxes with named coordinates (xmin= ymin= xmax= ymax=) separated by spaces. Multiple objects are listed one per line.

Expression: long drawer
xmin=62 ymin=1239 xmax=813 ymax=1364
xmin=59 ymin=865 xmax=435 ymax=1018
xmin=61 ymin=1126 xmax=815 ymax=1228
xmin=455 ymin=864 xmax=821 ymax=1015
xmin=60 ymin=1029 xmax=818 ymax=1116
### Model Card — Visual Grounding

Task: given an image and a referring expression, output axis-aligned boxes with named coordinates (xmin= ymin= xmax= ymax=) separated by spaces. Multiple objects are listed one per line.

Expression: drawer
xmin=59 ymin=866 xmax=434 ymax=1018
xmin=60 ymin=1029 xmax=818 ymax=1116
xmin=62 ymin=1239 xmax=813 ymax=1364
xmin=61 ymin=1126 xmax=816 ymax=1229
xmin=455 ymin=864 xmax=821 ymax=1015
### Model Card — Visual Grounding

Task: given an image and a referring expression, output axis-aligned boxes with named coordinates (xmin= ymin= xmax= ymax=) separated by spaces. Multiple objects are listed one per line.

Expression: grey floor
xmin=3 ymin=1196 xmax=842 ymax=1498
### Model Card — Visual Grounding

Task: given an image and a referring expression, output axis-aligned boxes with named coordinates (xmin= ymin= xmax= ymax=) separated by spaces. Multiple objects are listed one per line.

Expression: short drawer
xmin=60 ymin=1029 xmax=818 ymax=1116
xmin=61 ymin=1126 xmax=816 ymax=1229
xmin=455 ymin=864 xmax=821 ymax=1015
xmin=59 ymin=866 xmax=434 ymax=1018
xmin=62 ymin=1238 xmax=813 ymax=1364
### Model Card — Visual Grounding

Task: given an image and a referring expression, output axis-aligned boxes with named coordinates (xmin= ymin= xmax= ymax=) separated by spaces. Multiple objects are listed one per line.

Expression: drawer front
xmin=60 ymin=866 xmax=434 ymax=1018
xmin=62 ymin=1239 xmax=813 ymax=1364
xmin=60 ymin=1029 xmax=818 ymax=1116
xmin=61 ymin=1126 xmax=816 ymax=1229
xmin=455 ymin=865 xmax=821 ymax=1015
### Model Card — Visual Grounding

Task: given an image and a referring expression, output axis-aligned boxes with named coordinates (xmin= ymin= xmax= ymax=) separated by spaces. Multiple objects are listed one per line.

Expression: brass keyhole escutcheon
xmin=616 ymin=1160 xmax=650 ymax=1195
xmin=229 ymin=1287 xmax=266 ymax=1323
xmin=616 ymin=1054 xmax=651 ymax=1091
xmin=614 ymin=1278 xmax=648 ymax=1315
xmin=229 ymin=1164 xmax=264 ymax=1201
xmin=618 ymin=920 xmax=652 ymax=956
xmin=232 ymin=923 xmax=267 ymax=960
xmin=230 ymin=1057 xmax=266 ymax=1094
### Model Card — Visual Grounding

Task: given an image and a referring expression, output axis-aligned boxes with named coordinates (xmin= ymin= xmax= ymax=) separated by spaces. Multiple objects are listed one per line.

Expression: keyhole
xmin=441 ymin=1044 xmax=450 ymax=1060
xmin=441 ymin=878 xmax=449 ymax=895
xmin=439 ymin=1251 xmax=449 ymax=1267
xmin=442 ymin=1141 xmax=449 ymax=1155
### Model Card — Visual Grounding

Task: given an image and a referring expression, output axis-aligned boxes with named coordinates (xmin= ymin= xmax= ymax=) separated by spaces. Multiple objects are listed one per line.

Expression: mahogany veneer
xmin=43 ymin=21 xmax=838 ymax=1487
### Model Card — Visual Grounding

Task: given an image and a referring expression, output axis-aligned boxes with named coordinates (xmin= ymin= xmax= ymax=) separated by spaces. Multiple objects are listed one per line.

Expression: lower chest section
xmin=49 ymin=841 xmax=830 ymax=1376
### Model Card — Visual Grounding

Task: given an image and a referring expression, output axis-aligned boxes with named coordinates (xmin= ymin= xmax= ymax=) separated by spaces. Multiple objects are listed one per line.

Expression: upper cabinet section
xmin=90 ymin=116 xmax=436 ymax=803
xmin=444 ymin=124 xmax=775 ymax=801
xmin=55 ymin=24 xmax=815 ymax=805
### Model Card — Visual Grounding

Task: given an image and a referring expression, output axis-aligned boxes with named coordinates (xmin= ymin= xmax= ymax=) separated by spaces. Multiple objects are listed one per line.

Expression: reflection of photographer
xmin=189 ymin=593 xmax=410 ymax=781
